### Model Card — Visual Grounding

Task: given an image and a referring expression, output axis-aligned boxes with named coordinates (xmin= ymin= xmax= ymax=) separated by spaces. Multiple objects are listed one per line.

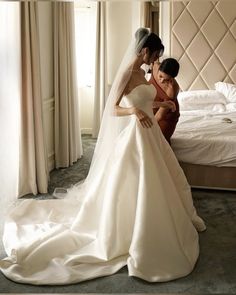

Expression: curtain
xmin=18 ymin=2 xmax=49 ymax=197
xmin=142 ymin=1 xmax=159 ymax=35
xmin=0 ymin=2 xmax=20 ymax=217
xmin=53 ymin=2 xmax=83 ymax=168
xmin=92 ymin=2 xmax=108 ymax=138
xmin=143 ymin=2 xmax=152 ymax=28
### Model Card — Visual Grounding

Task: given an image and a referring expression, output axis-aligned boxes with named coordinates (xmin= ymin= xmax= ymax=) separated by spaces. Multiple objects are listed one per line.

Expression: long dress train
xmin=0 ymin=84 xmax=205 ymax=285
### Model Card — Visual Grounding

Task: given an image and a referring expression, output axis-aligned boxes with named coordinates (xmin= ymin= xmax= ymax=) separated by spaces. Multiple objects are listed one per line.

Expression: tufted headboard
xmin=161 ymin=1 xmax=236 ymax=91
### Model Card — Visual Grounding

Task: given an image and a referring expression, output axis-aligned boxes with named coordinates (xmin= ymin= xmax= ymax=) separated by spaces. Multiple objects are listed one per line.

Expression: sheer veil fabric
xmin=0 ymin=28 xmax=206 ymax=285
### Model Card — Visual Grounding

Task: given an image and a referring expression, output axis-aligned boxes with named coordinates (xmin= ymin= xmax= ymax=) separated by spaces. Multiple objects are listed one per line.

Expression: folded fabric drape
xmin=18 ymin=1 xmax=49 ymax=197
xmin=53 ymin=2 xmax=83 ymax=168
xmin=92 ymin=2 xmax=108 ymax=138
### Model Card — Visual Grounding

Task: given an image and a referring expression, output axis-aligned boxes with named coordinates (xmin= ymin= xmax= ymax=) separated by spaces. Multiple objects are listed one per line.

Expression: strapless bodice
xmin=123 ymin=84 xmax=156 ymax=117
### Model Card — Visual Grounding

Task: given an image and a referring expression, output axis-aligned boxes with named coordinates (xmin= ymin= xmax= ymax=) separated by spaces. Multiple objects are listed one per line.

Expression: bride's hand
xmin=132 ymin=107 xmax=153 ymax=128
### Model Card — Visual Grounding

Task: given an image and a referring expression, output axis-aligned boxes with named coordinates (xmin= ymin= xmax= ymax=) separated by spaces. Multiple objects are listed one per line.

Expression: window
xmin=74 ymin=1 xmax=97 ymax=88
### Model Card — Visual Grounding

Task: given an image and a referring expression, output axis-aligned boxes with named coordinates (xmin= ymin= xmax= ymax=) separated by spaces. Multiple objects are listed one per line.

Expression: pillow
xmin=178 ymin=90 xmax=227 ymax=106
xmin=215 ymin=82 xmax=236 ymax=102
xmin=226 ymin=103 xmax=236 ymax=112
xmin=180 ymin=103 xmax=226 ymax=112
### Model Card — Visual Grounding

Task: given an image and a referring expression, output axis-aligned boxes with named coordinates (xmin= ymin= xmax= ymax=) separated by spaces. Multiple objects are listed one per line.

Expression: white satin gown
xmin=0 ymin=84 xmax=205 ymax=285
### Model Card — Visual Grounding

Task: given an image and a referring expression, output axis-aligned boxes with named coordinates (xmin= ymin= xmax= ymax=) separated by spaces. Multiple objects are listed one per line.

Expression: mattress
xmin=171 ymin=111 xmax=236 ymax=167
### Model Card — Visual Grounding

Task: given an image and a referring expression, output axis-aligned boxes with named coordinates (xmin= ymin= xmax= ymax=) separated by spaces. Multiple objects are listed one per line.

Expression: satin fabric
xmin=0 ymin=84 xmax=205 ymax=285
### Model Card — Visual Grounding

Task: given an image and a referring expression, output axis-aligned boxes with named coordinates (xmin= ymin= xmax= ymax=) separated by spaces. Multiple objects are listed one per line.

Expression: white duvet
xmin=171 ymin=110 xmax=236 ymax=167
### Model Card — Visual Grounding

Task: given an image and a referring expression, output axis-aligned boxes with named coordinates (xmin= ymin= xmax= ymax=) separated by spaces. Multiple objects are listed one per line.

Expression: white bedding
xmin=171 ymin=110 xmax=236 ymax=167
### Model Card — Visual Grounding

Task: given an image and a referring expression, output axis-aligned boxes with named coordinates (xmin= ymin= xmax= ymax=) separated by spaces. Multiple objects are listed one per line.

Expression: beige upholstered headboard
xmin=169 ymin=1 xmax=236 ymax=91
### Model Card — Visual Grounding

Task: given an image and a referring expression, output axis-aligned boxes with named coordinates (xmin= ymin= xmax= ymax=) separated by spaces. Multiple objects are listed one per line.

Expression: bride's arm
xmin=113 ymin=70 xmax=153 ymax=128
xmin=113 ymin=72 xmax=136 ymax=117
xmin=114 ymin=95 xmax=153 ymax=128
xmin=114 ymin=97 xmax=136 ymax=116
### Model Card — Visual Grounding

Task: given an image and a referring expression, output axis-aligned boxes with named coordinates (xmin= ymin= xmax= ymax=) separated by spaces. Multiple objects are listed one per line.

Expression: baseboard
xmin=48 ymin=152 xmax=55 ymax=172
xmin=81 ymin=128 xmax=92 ymax=135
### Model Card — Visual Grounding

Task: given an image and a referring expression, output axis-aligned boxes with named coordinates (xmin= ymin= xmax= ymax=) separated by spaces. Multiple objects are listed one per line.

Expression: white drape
xmin=92 ymin=2 xmax=108 ymax=138
xmin=18 ymin=2 xmax=49 ymax=197
xmin=53 ymin=2 xmax=83 ymax=168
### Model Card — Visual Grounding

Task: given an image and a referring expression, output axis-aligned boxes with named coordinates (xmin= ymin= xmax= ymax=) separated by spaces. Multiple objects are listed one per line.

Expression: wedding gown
xmin=0 ymin=83 xmax=205 ymax=285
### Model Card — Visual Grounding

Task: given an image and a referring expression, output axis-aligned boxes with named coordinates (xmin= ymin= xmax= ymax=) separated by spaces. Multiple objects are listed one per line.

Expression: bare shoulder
xmin=173 ymin=79 xmax=180 ymax=96
xmin=164 ymin=79 xmax=179 ymax=99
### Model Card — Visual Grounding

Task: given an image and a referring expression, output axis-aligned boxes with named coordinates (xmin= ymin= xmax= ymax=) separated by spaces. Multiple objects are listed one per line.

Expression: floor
xmin=0 ymin=135 xmax=235 ymax=293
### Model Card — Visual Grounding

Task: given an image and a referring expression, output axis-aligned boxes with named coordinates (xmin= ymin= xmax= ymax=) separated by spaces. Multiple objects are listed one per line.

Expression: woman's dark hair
xmin=159 ymin=58 xmax=180 ymax=78
xmin=135 ymin=28 xmax=164 ymax=56
xmin=142 ymin=33 xmax=164 ymax=56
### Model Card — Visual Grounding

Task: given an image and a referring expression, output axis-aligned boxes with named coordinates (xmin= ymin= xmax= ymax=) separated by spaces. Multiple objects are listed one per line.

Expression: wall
xmin=78 ymin=87 xmax=94 ymax=135
xmin=160 ymin=1 xmax=236 ymax=91
xmin=106 ymin=1 xmax=144 ymax=84
xmin=106 ymin=1 xmax=133 ymax=84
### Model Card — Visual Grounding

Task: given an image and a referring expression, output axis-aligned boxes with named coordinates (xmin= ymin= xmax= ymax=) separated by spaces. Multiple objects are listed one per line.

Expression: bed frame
xmin=161 ymin=1 xmax=236 ymax=191
xmin=179 ymin=162 xmax=236 ymax=191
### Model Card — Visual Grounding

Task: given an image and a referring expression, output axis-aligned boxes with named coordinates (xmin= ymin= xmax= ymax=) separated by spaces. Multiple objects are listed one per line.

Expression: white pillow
xmin=178 ymin=90 xmax=227 ymax=106
xmin=180 ymin=103 xmax=226 ymax=112
xmin=215 ymin=82 xmax=236 ymax=102
xmin=226 ymin=103 xmax=236 ymax=112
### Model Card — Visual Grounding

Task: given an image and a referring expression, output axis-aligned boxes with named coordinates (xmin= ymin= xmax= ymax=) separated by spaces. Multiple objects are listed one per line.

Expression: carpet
xmin=0 ymin=135 xmax=235 ymax=293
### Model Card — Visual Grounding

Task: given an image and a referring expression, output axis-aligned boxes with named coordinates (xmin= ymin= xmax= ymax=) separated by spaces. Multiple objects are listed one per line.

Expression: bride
xmin=0 ymin=28 xmax=205 ymax=285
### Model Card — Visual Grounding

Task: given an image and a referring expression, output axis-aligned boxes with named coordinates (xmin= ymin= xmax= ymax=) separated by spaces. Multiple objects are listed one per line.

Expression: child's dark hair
xmin=159 ymin=58 xmax=180 ymax=78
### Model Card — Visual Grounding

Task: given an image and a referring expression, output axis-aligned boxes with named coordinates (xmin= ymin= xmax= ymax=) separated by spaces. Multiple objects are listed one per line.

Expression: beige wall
xmin=160 ymin=1 xmax=236 ymax=91
xmin=106 ymin=2 xmax=144 ymax=84
xmin=107 ymin=1 xmax=133 ymax=84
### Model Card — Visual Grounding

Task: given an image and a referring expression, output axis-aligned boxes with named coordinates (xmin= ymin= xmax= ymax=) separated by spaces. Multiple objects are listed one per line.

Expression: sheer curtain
xmin=18 ymin=2 xmax=49 ymax=197
xmin=53 ymin=2 xmax=83 ymax=168
xmin=92 ymin=2 xmax=108 ymax=138
xmin=0 ymin=2 xmax=20 ymax=213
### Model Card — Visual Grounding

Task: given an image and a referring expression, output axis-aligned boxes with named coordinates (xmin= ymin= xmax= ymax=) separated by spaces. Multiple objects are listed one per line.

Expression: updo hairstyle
xmin=135 ymin=28 xmax=164 ymax=56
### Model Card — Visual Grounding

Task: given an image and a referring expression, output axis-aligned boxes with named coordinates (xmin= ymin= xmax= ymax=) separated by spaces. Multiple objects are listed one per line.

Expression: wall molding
xmin=159 ymin=1 xmax=171 ymax=57
xmin=170 ymin=1 xmax=236 ymax=90
xmin=48 ymin=151 xmax=55 ymax=172
xmin=81 ymin=128 xmax=92 ymax=135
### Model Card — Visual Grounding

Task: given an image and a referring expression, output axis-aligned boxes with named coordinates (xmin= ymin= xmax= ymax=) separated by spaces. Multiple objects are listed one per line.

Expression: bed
xmin=171 ymin=82 xmax=236 ymax=190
